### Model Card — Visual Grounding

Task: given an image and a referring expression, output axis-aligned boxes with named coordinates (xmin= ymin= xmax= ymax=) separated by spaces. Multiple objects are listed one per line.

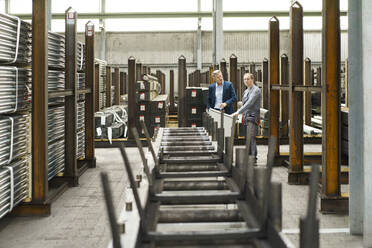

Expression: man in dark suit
xmin=206 ymin=70 xmax=237 ymax=115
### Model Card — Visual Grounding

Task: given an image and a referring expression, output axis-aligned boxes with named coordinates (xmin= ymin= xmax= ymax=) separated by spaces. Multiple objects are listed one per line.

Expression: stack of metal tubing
xmin=0 ymin=155 xmax=30 ymax=219
xmin=47 ymin=105 xmax=65 ymax=180
xmin=77 ymin=42 xmax=85 ymax=72
xmin=77 ymin=72 xmax=85 ymax=90
xmin=95 ymin=59 xmax=107 ymax=110
xmin=77 ymin=101 xmax=85 ymax=159
xmin=0 ymin=14 xmax=31 ymax=64
xmin=48 ymin=32 xmax=65 ymax=69
xmin=0 ymin=67 xmax=31 ymax=114
xmin=0 ymin=115 xmax=30 ymax=167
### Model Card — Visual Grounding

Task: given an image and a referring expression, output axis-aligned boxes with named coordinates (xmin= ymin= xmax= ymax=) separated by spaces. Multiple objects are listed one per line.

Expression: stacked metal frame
xmin=76 ymin=101 xmax=85 ymax=159
xmin=0 ymin=67 xmax=31 ymax=114
xmin=0 ymin=115 xmax=30 ymax=167
xmin=0 ymin=156 xmax=31 ymax=219
xmin=48 ymin=70 xmax=65 ymax=104
xmin=77 ymin=72 xmax=85 ymax=90
xmin=0 ymin=13 xmax=32 ymax=220
xmin=47 ymin=69 xmax=65 ymax=180
xmin=47 ymin=138 xmax=64 ymax=181
xmin=77 ymin=42 xmax=85 ymax=72
xmin=48 ymin=32 xmax=65 ymax=69
xmin=47 ymin=105 xmax=65 ymax=180
xmin=94 ymin=59 xmax=107 ymax=110
xmin=0 ymin=14 xmax=31 ymax=64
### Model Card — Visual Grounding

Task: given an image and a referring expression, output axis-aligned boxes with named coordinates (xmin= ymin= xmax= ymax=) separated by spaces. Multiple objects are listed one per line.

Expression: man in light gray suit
xmin=232 ymin=73 xmax=261 ymax=160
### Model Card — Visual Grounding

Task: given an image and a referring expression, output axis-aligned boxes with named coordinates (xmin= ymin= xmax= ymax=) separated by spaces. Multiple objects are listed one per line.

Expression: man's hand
xmin=219 ymin=102 xmax=227 ymax=109
xmin=205 ymin=108 xmax=209 ymax=113
xmin=231 ymin=112 xmax=239 ymax=117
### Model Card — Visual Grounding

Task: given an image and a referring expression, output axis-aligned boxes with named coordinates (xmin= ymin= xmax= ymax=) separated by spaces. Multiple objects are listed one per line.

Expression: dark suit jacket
xmin=206 ymin=81 xmax=237 ymax=114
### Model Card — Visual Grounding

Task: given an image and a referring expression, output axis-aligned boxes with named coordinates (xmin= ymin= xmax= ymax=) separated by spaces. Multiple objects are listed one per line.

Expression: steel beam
xmin=94 ymin=64 xmax=100 ymax=112
xmin=268 ymin=17 xmax=280 ymax=156
xmin=178 ymin=55 xmax=186 ymax=127
xmin=105 ymin=66 xmax=111 ymax=107
xmin=220 ymin=58 xmax=228 ymax=81
xmin=230 ymin=54 xmax=238 ymax=110
xmin=289 ymin=2 xmax=304 ymax=173
xmin=84 ymin=21 xmax=96 ymax=168
xmin=321 ymin=0 xmax=342 ymax=207
xmin=304 ymin=58 xmax=312 ymax=125
xmin=281 ymin=54 xmax=289 ymax=138
xmin=32 ymin=0 xmax=48 ymax=205
xmin=262 ymin=58 xmax=269 ymax=109
xmin=169 ymin=70 xmax=175 ymax=112
xmin=15 ymin=11 xmax=348 ymax=20
xmin=119 ymin=71 xmax=124 ymax=95
xmin=114 ymin=68 xmax=120 ymax=105
xmin=65 ymin=7 xmax=78 ymax=186
xmin=128 ymin=57 xmax=136 ymax=140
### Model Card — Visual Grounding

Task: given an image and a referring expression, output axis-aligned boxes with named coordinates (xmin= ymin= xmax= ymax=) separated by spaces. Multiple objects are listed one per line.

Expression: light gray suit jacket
xmin=236 ymin=85 xmax=261 ymax=125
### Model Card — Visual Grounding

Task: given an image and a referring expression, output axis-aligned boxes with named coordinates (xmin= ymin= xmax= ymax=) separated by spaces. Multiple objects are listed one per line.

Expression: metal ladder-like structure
xmin=101 ymin=111 xmax=319 ymax=248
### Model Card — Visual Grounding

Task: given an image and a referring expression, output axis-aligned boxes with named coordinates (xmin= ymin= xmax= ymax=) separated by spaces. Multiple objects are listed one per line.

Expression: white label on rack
xmin=96 ymin=127 xmax=102 ymax=136
xmin=101 ymin=116 xmax=106 ymax=125
xmin=191 ymin=90 xmax=197 ymax=97
xmin=87 ymin=31 xmax=93 ymax=36
xmin=141 ymin=128 xmax=145 ymax=134
xmin=140 ymin=104 xmax=146 ymax=111
xmin=140 ymin=115 xmax=145 ymax=121
xmin=158 ymin=102 xmax=163 ymax=109
xmin=140 ymin=92 xmax=145 ymax=100
xmin=191 ymin=123 xmax=196 ymax=128
xmin=192 ymin=107 xmax=197 ymax=114
xmin=155 ymin=116 xmax=160 ymax=123
xmin=140 ymin=82 xmax=145 ymax=90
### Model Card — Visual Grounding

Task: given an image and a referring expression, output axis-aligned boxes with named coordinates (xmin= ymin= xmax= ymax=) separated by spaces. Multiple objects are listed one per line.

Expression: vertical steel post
xmin=269 ymin=17 xmax=280 ymax=156
xmin=321 ymin=0 xmax=341 ymax=199
xmin=220 ymin=58 xmax=228 ymax=81
xmin=105 ymin=66 xmax=111 ymax=107
xmin=304 ymin=58 xmax=312 ymax=125
xmin=262 ymin=58 xmax=269 ymax=109
xmin=289 ymin=2 xmax=304 ymax=173
xmin=85 ymin=21 xmax=96 ymax=168
xmin=32 ymin=0 xmax=48 ymax=205
xmin=94 ymin=64 xmax=100 ymax=112
xmin=170 ymin=70 xmax=175 ymax=112
xmin=119 ymin=71 xmax=124 ymax=95
xmin=230 ymin=54 xmax=238 ymax=110
xmin=65 ymin=7 xmax=78 ymax=186
xmin=281 ymin=54 xmax=289 ymax=138
xmin=128 ymin=57 xmax=136 ymax=140
xmin=178 ymin=56 xmax=186 ymax=127
xmin=114 ymin=68 xmax=120 ymax=105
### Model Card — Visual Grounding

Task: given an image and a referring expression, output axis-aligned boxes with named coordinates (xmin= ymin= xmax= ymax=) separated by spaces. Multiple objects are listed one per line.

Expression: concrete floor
xmin=0 ymin=144 xmax=364 ymax=248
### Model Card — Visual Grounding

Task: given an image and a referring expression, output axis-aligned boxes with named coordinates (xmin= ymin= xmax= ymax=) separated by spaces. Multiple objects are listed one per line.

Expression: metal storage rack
xmin=11 ymin=5 xmax=96 ymax=216
xmin=0 ymin=13 xmax=32 ymax=220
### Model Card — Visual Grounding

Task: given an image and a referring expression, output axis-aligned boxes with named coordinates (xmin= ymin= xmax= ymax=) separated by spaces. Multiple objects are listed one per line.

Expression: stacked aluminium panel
xmin=0 ymin=14 xmax=31 ymax=64
xmin=48 ymin=32 xmax=65 ymax=69
xmin=94 ymin=59 xmax=107 ymax=110
xmin=0 ymin=13 xmax=32 ymax=219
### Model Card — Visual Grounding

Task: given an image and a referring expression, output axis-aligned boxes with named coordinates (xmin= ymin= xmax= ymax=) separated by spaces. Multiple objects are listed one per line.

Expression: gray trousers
xmin=245 ymin=123 xmax=258 ymax=157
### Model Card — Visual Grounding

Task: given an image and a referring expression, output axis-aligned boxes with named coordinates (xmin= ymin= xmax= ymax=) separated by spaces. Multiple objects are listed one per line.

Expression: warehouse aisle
xmin=0 ymin=145 xmax=363 ymax=248
xmin=0 ymin=148 xmax=137 ymax=248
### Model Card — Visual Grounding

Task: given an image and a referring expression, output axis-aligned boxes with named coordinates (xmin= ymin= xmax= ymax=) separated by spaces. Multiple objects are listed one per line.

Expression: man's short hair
xmin=212 ymin=70 xmax=222 ymax=78
xmin=243 ymin=72 xmax=254 ymax=80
